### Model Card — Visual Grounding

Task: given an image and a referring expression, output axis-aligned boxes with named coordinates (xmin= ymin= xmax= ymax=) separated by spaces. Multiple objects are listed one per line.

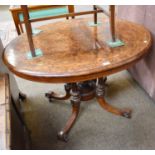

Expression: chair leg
xmin=68 ymin=5 xmax=75 ymax=19
xmin=93 ymin=5 xmax=98 ymax=24
xmin=11 ymin=13 xmax=21 ymax=35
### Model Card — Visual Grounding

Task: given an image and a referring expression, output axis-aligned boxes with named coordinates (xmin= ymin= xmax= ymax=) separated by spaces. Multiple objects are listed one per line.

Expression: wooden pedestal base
xmin=45 ymin=77 xmax=132 ymax=142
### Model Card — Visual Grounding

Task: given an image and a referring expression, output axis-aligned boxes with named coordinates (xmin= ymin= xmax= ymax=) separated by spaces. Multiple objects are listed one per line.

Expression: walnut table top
xmin=3 ymin=17 xmax=151 ymax=83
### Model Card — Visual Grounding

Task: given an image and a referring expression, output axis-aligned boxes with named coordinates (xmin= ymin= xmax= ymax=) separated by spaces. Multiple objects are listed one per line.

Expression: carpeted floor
xmin=16 ymin=70 xmax=155 ymax=150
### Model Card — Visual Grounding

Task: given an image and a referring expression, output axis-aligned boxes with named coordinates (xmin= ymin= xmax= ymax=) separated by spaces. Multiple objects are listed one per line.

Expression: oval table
xmin=3 ymin=17 xmax=152 ymax=141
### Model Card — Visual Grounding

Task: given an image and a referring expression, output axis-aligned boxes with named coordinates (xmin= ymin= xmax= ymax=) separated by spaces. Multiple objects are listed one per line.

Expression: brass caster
xmin=19 ymin=92 xmax=27 ymax=101
xmin=121 ymin=109 xmax=132 ymax=119
xmin=45 ymin=92 xmax=51 ymax=97
xmin=45 ymin=92 xmax=53 ymax=102
xmin=57 ymin=131 xmax=69 ymax=142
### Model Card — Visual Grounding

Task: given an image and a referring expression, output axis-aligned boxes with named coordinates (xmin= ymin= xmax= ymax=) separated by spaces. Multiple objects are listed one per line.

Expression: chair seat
xmin=19 ymin=6 xmax=69 ymax=21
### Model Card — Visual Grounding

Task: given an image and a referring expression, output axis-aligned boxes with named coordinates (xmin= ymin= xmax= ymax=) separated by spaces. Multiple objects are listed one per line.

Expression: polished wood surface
xmin=3 ymin=17 xmax=151 ymax=83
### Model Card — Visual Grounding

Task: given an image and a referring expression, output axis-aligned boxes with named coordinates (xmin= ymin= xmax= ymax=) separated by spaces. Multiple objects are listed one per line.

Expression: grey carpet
xmin=16 ymin=70 xmax=155 ymax=150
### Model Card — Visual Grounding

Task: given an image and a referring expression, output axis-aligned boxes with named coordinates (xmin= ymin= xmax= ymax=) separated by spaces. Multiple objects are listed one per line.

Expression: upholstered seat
xmin=18 ymin=6 xmax=69 ymax=21
xmin=9 ymin=5 xmax=74 ymax=35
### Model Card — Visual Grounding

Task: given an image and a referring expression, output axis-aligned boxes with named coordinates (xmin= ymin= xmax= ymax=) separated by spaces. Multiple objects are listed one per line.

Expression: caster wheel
xmin=45 ymin=93 xmax=48 ymax=97
xmin=45 ymin=92 xmax=54 ymax=102
xmin=122 ymin=109 xmax=132 ymax=119
xmin=45 ymin=92 xmax=51 ymax=98
xmin=57 ymin=131 xmax=69 ymax=142
xmin=49 ymin=98 xmax=53 ymax=102
xmin=19 ymin=93 xmax=27 ymax=101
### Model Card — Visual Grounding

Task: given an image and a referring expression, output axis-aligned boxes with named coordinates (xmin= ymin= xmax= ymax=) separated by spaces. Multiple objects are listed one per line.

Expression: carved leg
xmin=19 ymin=91 xmax=27 ymax=101
xmin=96 ymin=78 xmax=132 ymax=118
xmin=45 ymin=83 xmax=72 ymax=102
xmin=57 ymin=83 xmax=80 ymax=142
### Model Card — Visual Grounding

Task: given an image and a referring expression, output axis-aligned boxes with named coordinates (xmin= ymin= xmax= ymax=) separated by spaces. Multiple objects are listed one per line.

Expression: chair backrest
xmin=20 ymin=5 xmax=116 ymax=58
xmin=10 ymin=5 xmax=75 ymax=35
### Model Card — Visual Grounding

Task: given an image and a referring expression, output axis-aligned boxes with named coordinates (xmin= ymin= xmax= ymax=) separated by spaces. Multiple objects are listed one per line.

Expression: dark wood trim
xmin=109 ymin=5 xmax=116 ymax=42
xmin=68 ymin=5 xmax=75 ymax=19
xmin=93 ymin=5 xmax=98 ymax=24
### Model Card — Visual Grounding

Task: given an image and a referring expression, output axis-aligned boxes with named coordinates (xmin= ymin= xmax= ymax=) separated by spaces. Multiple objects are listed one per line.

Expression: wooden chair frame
xmin=10 ymin=5 xmax=75 ymax=35
xmin=21 ymin=5 xmax=116 ymax=58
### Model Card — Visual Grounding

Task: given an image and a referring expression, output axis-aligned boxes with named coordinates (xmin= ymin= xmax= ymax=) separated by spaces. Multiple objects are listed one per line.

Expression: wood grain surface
xmin=3 ymin=17 xmax=152 ymax=83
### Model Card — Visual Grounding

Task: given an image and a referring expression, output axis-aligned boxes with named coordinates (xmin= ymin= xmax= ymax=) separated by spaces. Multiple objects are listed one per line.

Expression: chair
xmin=20 ymin=5 xmax=116 ymax=58
xmin=9 ymin=5 xmax=75 ymax=35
